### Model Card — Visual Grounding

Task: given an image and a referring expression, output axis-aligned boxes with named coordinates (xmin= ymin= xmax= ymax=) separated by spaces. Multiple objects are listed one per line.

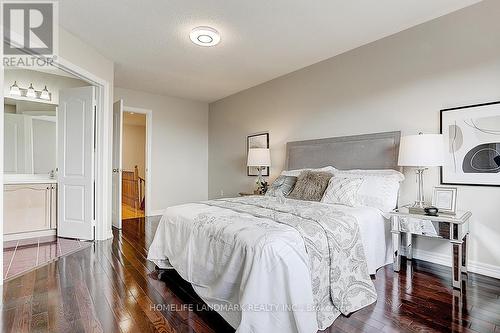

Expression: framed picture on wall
xmin=440 ymin=101 xmax=500 ymax=187
xmin=247 ymin=132 xmax=269 ymax=176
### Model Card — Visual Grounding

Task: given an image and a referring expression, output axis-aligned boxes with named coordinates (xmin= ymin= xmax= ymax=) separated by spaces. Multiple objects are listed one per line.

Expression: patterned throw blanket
xmin=201 ymin=196 xmax=377 ymax=327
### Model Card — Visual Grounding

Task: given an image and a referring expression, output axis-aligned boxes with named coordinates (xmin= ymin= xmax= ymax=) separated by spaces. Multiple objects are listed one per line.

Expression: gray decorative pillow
xmin=287 ymin=171 xmax=333 ymax=202
xmin=265 ymin=175 xmax=297 ymax=197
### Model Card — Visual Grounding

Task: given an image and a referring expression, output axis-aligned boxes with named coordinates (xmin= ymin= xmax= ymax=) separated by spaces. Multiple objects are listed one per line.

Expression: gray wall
xmin=122 ymin=122 xmax=146 ymax=178
xmin=114 ymin=87 xmax=208 ymax=213
xmin=208 ymin=0 xmax=500 ymax=275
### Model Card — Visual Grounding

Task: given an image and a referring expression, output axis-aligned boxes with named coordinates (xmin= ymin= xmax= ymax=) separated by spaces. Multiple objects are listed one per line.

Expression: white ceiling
xmin=59 ymin=0 xmax=482 ymax=102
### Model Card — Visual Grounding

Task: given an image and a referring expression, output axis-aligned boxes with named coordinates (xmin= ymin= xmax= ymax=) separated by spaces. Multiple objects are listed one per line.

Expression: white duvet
xmin=148 ymin=197 xmax=389 ymax=333
xmin=332 ymin=204 xmax=392 ymax=274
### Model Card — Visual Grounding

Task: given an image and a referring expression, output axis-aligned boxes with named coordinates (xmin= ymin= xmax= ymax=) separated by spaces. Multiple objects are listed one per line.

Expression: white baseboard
xmin=469 ymin=261 xmax=500 ymax=280
xmin=4 ymin=229 xmax=56 ymax=242
xmin=402 ymin=248 xmax=500 ymax=280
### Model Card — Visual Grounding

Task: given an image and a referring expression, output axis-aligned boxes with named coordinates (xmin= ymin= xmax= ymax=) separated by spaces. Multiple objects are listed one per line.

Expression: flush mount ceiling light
xmin=189 ymin=26 xmax=220 ymax=47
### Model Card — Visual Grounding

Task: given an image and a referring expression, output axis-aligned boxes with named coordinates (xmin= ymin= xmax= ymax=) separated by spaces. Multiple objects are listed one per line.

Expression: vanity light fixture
xmin=9 ymin=81 xmax=21 ymax=96
xmin=40 ymin=86 xmax=51 ymax=101
xmin=26 ymin=83 xmax=36 ymax=98
xmin=189 ymin=26 xmax=220 ymax=47
xmin=9 ymin=82 xmax=52 ymax=101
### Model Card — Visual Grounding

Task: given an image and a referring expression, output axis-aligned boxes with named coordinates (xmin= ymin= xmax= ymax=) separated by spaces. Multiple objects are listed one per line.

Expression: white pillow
xmin=333 ymin=169 xmax=404 ymax=212
xmin=321 ymin=176 xmax=364 ymax=207
xmin=281 ymin=166 xmax=336 ymax=177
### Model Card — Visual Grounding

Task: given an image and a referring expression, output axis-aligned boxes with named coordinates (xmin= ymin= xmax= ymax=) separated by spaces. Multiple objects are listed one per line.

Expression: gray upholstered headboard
xmin=285 ymin=131 xmax=401 ymax=171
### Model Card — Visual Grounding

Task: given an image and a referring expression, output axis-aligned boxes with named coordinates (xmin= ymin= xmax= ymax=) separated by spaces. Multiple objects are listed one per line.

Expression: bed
xmin=148 ymin=131 xmax=402 ymax=333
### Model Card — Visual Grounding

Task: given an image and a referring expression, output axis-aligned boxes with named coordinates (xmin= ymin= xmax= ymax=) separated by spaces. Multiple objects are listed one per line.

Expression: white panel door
xmin=57 ymin=86 xmax=95 ymax=240
xmin=112 ymin=100 xmax=123 ymax=229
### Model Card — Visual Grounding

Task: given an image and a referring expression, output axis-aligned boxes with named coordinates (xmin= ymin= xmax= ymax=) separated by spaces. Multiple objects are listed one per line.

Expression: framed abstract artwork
xmin=247 ymin=132 xmax=269 ymax=176
xmin=440 ymin=101 xmax=500 ymax=187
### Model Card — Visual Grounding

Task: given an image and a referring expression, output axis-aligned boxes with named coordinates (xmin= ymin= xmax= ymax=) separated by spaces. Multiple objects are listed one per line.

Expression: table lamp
xmin=247 ymin=148 xmax=271 ymax=193
xmin=398 ymin=133 xmax=445 ymax=214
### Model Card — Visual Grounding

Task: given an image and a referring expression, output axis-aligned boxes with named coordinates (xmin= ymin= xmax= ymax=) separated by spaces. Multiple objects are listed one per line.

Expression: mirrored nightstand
xmin=388 ymin=207 xmax=471 ymax=290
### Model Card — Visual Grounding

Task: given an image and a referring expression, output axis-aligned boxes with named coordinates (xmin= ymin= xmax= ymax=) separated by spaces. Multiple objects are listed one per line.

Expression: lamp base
xmin=409 ymin=167 xmax=427 ymax=215
xmin=408 ymin=206 xmax=426 ymax=214
xmin=408 ymin=200 xmax=427 ymax=214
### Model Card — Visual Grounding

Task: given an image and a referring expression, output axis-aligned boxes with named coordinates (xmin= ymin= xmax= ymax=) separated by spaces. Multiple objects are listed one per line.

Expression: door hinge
xmin=93 ymin=180 xmax=96 ymax=220
xmin=93 ymin=105 xmax=97 ymax=151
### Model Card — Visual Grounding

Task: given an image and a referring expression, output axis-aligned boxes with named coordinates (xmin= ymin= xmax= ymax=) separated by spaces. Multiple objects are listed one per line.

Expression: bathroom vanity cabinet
xmin=4 ymin=181 xmax=57 ymax=240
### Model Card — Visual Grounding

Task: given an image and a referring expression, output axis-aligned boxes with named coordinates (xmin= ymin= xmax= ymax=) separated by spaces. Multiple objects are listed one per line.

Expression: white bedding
xmin=330 ymin=204 xmax=392 ymax=274
xmin=148 ymin=197 xmax=387 ymax=333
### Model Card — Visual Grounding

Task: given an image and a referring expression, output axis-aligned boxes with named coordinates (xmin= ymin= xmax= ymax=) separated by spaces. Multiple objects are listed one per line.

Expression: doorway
xmin=122 ymin=111 xmax=146 ymax=219
xmin=1 ymin=58 xmax=111 ymax=286
xmin=112 ymin=103 xmax=151 ymax=228
xmin=2 ymin=65 xmax=109 ymax=282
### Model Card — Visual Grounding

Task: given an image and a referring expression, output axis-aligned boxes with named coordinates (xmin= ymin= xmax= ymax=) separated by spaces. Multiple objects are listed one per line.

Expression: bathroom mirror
xmin=4 ymin=99 xmax=57 ymax=175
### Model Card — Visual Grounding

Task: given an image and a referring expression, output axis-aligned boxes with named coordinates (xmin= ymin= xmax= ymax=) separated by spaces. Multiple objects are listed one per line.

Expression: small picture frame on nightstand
xmin=432 ymin=186 xmax=457 ymax=215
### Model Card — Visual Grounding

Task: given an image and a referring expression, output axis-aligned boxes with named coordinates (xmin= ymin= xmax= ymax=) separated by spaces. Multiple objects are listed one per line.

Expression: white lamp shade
xmin=398 ymin=133 xmax=445 ymax=167
xmin=40 ymin=86 xmax=50 ymax=100
xmin=27 ymin=84 xmax=36 ymax=98
xmin=9 ymin=81 xmax=21 ymax=96
xmin=247 ymin=148 xmax=271 ymax=167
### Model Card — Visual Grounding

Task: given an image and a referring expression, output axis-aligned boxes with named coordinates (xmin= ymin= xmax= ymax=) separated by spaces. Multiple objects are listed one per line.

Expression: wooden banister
xmin=122 ymin=165 xmax=145 ymax=211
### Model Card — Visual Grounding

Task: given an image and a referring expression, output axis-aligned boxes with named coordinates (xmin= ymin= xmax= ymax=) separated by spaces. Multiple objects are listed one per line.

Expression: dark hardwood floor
xmin=2 ymin=215 xmax=500 ymax=333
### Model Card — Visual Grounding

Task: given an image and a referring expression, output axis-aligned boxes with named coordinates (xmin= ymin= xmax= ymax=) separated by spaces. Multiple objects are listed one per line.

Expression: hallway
xmin=122 ymin=202 xmax=145 ymax=220
xmin=121 ymin=112 xmax=147 ymax=221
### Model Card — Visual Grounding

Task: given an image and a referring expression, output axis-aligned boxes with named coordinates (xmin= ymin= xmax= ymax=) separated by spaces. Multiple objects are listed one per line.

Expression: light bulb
xmin=26 ymin=83 xmax=36 ymax=98
xmin=40 ymin=86 xmax=50 ymax=100
xmin=9 ymin=81 xmax=21 ymax=96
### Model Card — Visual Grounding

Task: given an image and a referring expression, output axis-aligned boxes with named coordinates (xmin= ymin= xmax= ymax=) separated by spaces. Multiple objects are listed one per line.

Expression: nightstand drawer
xmin=398 ymin=217 xmax=452 ymax=239
xmin=399 ymin=217 xmax=440 ymax=237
